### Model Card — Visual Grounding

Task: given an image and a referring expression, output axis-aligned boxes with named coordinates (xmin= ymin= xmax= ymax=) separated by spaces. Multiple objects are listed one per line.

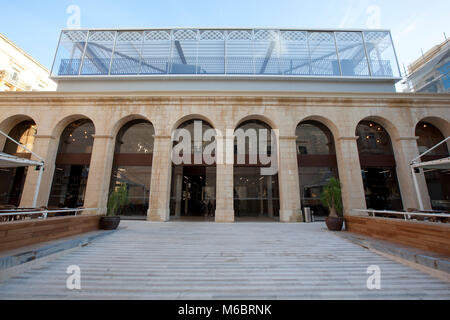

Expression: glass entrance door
xmin=170 ymin=166 xmax=216 ymax=218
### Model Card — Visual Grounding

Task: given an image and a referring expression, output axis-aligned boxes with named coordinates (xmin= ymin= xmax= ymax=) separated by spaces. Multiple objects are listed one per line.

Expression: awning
xmin=0 ymin=152 xmax=43 ymax=168
xmin=412 ymin=157 xmax=450 ymax=170
xmin=411 ymin=136 xmax=450 ymax=211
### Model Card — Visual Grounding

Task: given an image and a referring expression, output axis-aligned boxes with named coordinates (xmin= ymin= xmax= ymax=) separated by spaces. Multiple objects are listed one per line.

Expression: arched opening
xmin=233 ymin=120 xmax=280 ymax=220
xmin=109 ymin=119 xmax=155 ymax=219
xmin=416 ymin=121 xmax=450 ymax=211
xmin=0 ymin=120 xmax=37 ymax=207
xmin=356 ymin=120 xmax=403 ymax=210
xmin=48 ymin=119 xmax=95 ymax=208
xmin=296 ymin=120 xmax=339 ymax=221
xmin=170 ymin=119 xmax=217 ymax=219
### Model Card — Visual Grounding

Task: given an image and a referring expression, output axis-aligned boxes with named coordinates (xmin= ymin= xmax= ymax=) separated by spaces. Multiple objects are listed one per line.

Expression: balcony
xmin=0 ymin=69 xmax=33 ymax=91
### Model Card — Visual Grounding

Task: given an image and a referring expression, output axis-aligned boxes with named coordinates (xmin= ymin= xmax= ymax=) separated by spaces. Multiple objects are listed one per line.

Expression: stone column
xmin=278 ymin=136 xmax=302 ymax=223
xmin=83 ymin=135 xmax=115 ymax=215
xmin=215 ymin=135 xmax=234 ymax=223
xmin=147 ymin=136 xmax=172 ymax=222
xmin=393 ymin=137 xmax=431 ymax=210
xmin=335 ymin=137 xmax=366 ymax=215
xmin=20 ymin=135 xmax=59 ymax=208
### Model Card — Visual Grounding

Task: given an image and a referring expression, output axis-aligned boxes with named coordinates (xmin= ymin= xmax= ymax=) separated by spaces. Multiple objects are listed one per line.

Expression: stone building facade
xmin=0 ymin=91 xmax=449 ymax=222
xmin=0 ymin=28 xmax=449 ymax=222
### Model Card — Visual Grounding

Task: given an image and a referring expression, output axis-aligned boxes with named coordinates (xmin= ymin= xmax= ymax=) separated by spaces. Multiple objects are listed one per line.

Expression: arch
xmin=0 ymin=118 xmax=38 ymax=207
xmin=414 ymin=116 xmax=450 ymax=138
xmin=0 ymin=114 xmax=36 ymax=137
xmin=50 ymin=114 xmax=96 ymax=140
xmin=233 ymin=118 xmax=280 ymax=220
xmin=295 ymin=115 xmax=340 ymax=141
xmin=296 ymin=120 xmax=339 ymax=219
xmin=415 ymin=121 xmax=448 ymax=155
xmin=355 ymin=119 xmax=403 ymax=211
xmin=2 ymin=120 xmax=37 ymax=154
xmin=415 ymin=120 xmax=449 ymax=211
xmin=171 ymin=114 xmax=216 ymax=133
xmin=170 ymin=117 xmax=217 ymax=220
xmin=109 ymin=118 xmax=155 ymax=217
xmin=234 ymin=114 xmax=277 ymax=131
xmin=110 ymin=114 xmax=154 ymax=137
xmin=354 ymin=115 xmax=401 ymax=141
xmin=356 ymin=120 xmax=395 ymax=155
xmin=47 ymin=117 xmax=96 ymax=208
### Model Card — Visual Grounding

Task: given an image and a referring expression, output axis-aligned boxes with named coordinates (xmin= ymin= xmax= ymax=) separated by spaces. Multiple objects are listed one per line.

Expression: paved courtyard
xmin=0 ymin=221 xmax=449 ymax=300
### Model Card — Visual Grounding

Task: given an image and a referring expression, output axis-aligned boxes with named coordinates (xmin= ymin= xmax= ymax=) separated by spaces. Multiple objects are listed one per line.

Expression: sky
xmin=1 ymin=0 xmax=449 ymax=75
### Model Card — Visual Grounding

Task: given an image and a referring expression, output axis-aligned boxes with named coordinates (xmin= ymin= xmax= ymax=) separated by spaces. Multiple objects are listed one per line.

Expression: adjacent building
xmin=404 ymin=38 xmax=450 ymax=93
xmin=0 ymin=28 xmax=449 ymax=222
xmin=0 ymin=33 xmax=56 ymax=92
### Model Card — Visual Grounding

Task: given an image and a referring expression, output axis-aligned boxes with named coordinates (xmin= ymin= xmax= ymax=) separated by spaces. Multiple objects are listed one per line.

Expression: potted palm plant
xmin=320 ymin=178 xmax=344 ymax=231
xmin=100 ymin=184 xmax=128 ymax=230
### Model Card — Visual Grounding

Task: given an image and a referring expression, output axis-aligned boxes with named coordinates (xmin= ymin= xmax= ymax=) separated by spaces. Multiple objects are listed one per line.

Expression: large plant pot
xmin=100 ymin=216 xmax=121 ymax=230
xmin=325 ymin=216 xmax=344 ymax=231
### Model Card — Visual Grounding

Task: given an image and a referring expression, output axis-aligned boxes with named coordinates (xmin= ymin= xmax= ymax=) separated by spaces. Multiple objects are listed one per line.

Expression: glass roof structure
xmin=51 ymin=28 xmax=401 ymax=79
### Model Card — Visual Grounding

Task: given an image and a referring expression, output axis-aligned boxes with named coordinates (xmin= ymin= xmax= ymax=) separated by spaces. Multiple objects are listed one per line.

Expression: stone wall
xmin=0 ymin=91 xmax=449 ymax=222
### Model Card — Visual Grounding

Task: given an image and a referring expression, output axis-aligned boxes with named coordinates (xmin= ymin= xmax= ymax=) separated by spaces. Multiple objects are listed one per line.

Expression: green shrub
xmin=320 ymin=178 xmax=343 ymax=217
xmin=107 ymin=184 xmax=129 ymax=216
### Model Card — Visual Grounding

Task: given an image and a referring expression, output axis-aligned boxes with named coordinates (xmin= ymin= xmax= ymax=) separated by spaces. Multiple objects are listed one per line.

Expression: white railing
xmin=352 ymin=209 xmax=450 ymax=222
xmin=0 ymin=208 xmax=100 ymax=220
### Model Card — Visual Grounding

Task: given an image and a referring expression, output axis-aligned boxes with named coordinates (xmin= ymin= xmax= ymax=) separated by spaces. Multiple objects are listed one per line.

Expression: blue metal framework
xmin=51 ymin=28 xmax=401 ymax=79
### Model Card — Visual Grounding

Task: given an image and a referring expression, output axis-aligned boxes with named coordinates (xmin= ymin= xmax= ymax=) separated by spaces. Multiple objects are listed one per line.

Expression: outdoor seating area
xmin=0 ymin=206 xmax=48 ymax=222
xmin=0 ymin=206 xmax=95 ymax=223
xmin=353 ymin=208 xmax=450 ymax=223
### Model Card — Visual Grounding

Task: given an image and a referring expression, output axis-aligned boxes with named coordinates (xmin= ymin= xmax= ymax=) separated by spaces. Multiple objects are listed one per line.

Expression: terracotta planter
xmin=325 ymin=216 xmax=344 ymax=231
xmin=100 ymin=216 xmax=121 ymax=230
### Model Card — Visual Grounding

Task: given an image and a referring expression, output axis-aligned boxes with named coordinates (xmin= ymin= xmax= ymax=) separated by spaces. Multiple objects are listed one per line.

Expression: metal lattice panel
xmin=254 ymin=30 xmax=279 ymax=41
xmin=335 ymin=32 xmax=362 ymax=42
xmin=62 ymin=30 xmax=88 ymax=42
xmin=363 ymin=31 xmax=399 ymax=77
xmin=281 ymin=31 xmax=307 ymax=42
xmin=308 ymin=32 xmax=334 ymax=43
xmin=144 ymin=31 xmax=171 ymax=41
xmin=227 ymin=30 xmax=253 ymax=41
xmin=200 ymin=30 xmax=224 ymax=41
xmin=88 ymin=31 xmax=115 ymax=42
xmin=117 ymin=31 xmax=143 ymax=42
xmin=52 ymin=28 xmax=400 ymax=78
xmin=364 ymin=31 xmax=390 ymax=42
xmin=335 ymin=32 xmax=370 ymax=76
xmin=308 ymin=32 xmax=339 ymax=76
xmin=173 ymin=29 xmax=198 ymax=41
xmin=111 ymin=32 xmax=143 ymax=75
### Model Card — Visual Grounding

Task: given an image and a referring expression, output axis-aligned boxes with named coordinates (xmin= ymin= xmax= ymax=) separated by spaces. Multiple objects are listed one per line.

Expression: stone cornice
xmin=0 ymin=91 xmax=449 ymax=109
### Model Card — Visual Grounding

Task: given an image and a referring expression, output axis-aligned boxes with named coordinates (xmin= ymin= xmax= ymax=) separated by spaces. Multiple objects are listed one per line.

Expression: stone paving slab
xmin=0 ymin=221 xmax=449 ymax=300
